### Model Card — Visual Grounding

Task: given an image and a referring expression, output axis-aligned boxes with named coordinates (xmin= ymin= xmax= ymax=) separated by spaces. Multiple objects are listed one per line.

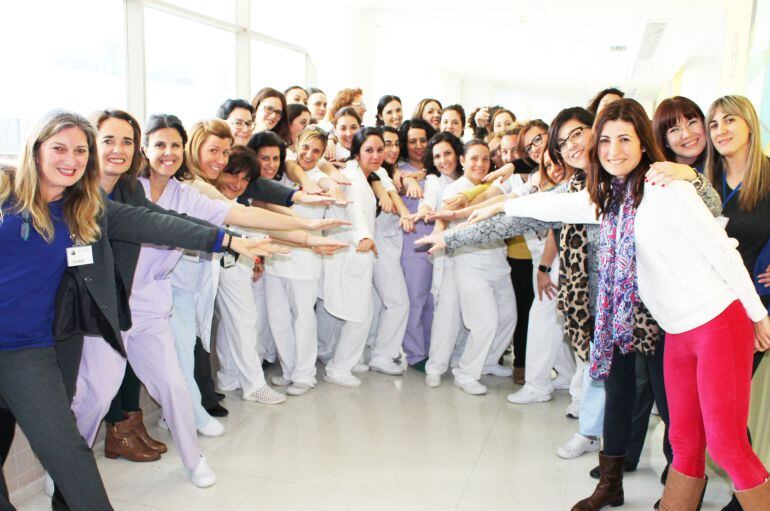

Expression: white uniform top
xmin=265 ymin=171 xmax=327 ymax=280
xmin=373 ymin=168 xmax=401 ymax=237
xmin=335 ymin=143 xmax=350 ymax=162
xmin=446 ymin=176 xmax=509 ymax=279
xmin=285 ymin=148 xmax=297 ymax=161
xmin=420 ymin=174 xmax=456 ymax=212
xmin=494 ymin=173 xmax=536 ymax=196
xmin=428 ymin=174 xmax=460 ymax=298
xmin=322 ymin=160 xmax=377 ymax=322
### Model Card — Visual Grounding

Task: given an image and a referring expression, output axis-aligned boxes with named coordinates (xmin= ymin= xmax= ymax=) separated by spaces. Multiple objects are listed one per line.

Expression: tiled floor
xmin=17 ymin=364 xmax=733 ymax=510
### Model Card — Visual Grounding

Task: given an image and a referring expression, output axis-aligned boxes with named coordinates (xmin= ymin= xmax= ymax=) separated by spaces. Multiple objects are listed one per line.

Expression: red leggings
xmin=665 ymin=300 xmax=768 ymax=490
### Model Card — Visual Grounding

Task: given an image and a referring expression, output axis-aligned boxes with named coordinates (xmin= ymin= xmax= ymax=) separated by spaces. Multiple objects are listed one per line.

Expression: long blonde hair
xmin=184 ymin=119 xmax=233 ymax=184
xmin=0 ymin=110 xmax=103 ymax=243
xmin=705 ymin=95 xmax=770 ymax=211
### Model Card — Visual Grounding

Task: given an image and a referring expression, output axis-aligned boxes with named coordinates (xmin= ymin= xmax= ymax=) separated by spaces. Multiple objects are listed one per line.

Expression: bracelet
xmin=538 ymin=264 xmax=551 ymax=273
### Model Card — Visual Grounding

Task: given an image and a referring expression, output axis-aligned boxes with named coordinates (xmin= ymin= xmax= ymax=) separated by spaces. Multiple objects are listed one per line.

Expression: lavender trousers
xmin=71 ymin=317 xmax=202 ymax=470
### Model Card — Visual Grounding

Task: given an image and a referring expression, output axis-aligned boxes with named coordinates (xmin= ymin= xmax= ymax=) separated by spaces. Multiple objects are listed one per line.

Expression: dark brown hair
xmin=251 ymin=87 xmax=290 ymax=143
xmin=222 ymin=145 xmax=259 ymax=181
xmin=91 ymin=109 xmax=143 ymax=189
xmin=652 ymin=96 xmax=705 ymax=165
xmin=587 ymin=98 xmax=665 ymax=215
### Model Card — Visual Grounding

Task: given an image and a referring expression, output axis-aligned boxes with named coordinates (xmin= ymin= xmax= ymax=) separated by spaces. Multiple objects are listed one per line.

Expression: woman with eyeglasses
xmin=652 ymin=96 xmax=708 ymax=173
xmin=327 ymin=87 xmax=366 ymax=125
xmin=217 ymin=99 xmax=255 ymax=147
xmin=251 ymin=87 xmax=291 ymax=143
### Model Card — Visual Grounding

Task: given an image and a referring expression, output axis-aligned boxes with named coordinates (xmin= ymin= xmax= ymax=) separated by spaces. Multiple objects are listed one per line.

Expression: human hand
xmin=645 ymin=162 xmax=697 ymax=187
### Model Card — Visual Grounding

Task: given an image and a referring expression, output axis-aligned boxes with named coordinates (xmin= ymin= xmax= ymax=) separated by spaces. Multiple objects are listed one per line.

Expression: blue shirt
xmin=0 ymin=200 xmax=71 ymax=351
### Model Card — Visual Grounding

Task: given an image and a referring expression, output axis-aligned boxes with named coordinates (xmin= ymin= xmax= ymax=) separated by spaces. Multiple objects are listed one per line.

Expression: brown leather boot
xmin=126 ymin=410 xmax=167 ymax=454
xmin=657 ymin=468 xmax=706 ymax=510
xmin=571 ymin=452 xmax=625 ymax=511
xmin=105 ymin=418 xmax=161 ymax=462
xmin=735 ymin=478 xmax=770 ymax=510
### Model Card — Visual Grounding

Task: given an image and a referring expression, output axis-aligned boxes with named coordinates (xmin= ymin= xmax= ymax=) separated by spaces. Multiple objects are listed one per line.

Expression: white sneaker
xmin=507 ymin=385 xmax=552 ymax=404
xmin=270 ymin=374 xmax=290 ymax=386
xmin=323 ymin=373 xmax=362 ymax=387
xmin=158 ymin=416 xmax=169 ymax=431
xmin=242 ymin=385 xmax=286 ymax=404
xmin=187 ymin=456 xmax=216 ymax=488
xmin=556 ymin=433 xmax=600 ymax=459
xmin=565 ymin=401 xmax=581 ymax=419
xmin=44 ymin=472 xmax=54 ymax=497
xmin=197 ymin=417 xmax=225 ymax=437
xmin=369 ymin=358 xmax=405 ymax=375
xmin=425 ymin=374 xmax=441 ymax=388
xmin=552 ymin=376 xmax=571 ymax=390
xmin=287 ymin=382 xmax=312 ymax=396
xmin=483 ymin=364 xmax=513 ymax=377
xmin=352 ymin=363 xmax=370 ymax=373
xmin=453 ymin=378 xmax=487 ymax=395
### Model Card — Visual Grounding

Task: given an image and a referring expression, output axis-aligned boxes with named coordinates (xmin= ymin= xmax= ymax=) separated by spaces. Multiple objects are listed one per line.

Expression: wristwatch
xmin=538 ymin=264 xmax=551 ymax=273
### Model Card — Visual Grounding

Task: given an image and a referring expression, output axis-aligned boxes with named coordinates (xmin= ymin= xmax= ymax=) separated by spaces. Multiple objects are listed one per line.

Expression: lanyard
xmin=722 ymin=173 xmax=742 ymax=209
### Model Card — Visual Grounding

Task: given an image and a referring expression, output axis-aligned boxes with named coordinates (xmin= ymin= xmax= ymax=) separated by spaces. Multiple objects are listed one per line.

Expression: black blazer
xmin=54 ymin=182 xmax=222 ymax=356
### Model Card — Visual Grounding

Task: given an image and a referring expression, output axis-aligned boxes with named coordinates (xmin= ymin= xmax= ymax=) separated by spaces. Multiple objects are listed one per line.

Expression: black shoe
xmin=206 ymin=403 xmax=229 ymax=417
xmin=410 ymin=359 xmax=427 ymax=373
xmin=589 ymin=461 xmax=637 ymax=479
xmin=660 ymin=463 xmax=670 ymax=485
xmin=721 ymin=493 xmax=743 ymax=510
xmin=215 ymin=392 xmax=225 ymax=401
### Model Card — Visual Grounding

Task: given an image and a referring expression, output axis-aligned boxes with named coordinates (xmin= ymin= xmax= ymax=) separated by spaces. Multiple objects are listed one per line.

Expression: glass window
xmin=159 ymin=0 xmax=235 ymax=23
xmin=0 ymin=0 xmax=126 ymax=155
xmin=251 ymin=39 xmax=306 ymax=95
xmin=144 ymin=7 xmax=236 ymax=127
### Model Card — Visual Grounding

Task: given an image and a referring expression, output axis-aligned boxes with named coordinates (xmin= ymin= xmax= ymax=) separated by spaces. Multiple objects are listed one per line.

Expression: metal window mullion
xmin=124 ymin=0 xmax=146 ymax=121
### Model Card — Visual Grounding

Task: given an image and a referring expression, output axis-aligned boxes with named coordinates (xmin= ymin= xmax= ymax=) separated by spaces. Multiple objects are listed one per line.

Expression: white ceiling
xmin=360 ymin=0 xmax=725 ymax=101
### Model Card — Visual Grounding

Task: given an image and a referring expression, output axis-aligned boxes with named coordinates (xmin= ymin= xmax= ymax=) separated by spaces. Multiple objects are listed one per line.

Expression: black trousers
xmin=602 ymin=348 xmax=639 ymax=456
xmin=508 ymin=257 xmax=534 ymax=369
xmin=104 ymin=363 xmax=142 ymax=424
xmin=194 ymin=336 xmax=219 ymax=410
xmin=0 ymin=343 xmax=111 ymax=510
xmin=626 ymin=337 xmax=672 ymax=467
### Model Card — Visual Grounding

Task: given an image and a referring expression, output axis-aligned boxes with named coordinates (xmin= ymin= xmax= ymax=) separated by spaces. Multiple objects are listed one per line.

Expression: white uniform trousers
xmin=324 ymin=306 xmax=374 ymax=379
xmin=252 ymin=276 xmax=276 ymax=363
xmin=453 ymin=266 xmax=517 ymax=385
xmin=265 ymin=274 xmax=319 ymax=386
xmin=521 ymin=250 xmax=576 ymax=394
xmin=426 ymin=258 xmax=469 ymax=375
xmin=316 ymin=297 xmax=342 ymax=363
xmin=367 ymin=236 xmax=409 ymax=364
xmin=215 ymin=258 xmax=268 ymax=395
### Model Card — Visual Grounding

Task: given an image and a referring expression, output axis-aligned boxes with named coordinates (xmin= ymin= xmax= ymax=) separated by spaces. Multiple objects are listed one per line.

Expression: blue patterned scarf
xmin=590 ymin=179 xmax=639 ymax=380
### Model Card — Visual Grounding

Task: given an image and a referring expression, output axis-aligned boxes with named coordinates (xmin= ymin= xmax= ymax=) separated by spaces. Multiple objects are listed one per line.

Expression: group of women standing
xmin=0 ymin=83 xmax=768 ymax=511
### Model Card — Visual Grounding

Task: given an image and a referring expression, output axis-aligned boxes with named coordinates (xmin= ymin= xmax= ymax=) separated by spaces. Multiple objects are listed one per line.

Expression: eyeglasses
xmin=667 ymin=118 xmax=702 ymax=137
xmin=229 ymin=119 xmax=254 ymax=130
xmin=524 ymin=133 xmax=546 ymax=155
xmin=351 ymin=102 xmax=366 ymax=110
xmin=263 ymin=105 xmax=283 ymax=118
xmin=556 ymin=126 xmax=589 ymax=153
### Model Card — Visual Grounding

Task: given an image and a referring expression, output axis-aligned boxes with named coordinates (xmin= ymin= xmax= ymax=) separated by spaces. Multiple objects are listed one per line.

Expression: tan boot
xmin=571 ymin=452 xmax=625 ymax=511
xmin=105 ymin=418 xmax=161 ymax=462
xmin=126 ymin=410 xmax=167 ymax=454
xmin=735 ymin=478 xmax=770 ymax=510
xmin=657 ymin=468 xmax=706 ymax=510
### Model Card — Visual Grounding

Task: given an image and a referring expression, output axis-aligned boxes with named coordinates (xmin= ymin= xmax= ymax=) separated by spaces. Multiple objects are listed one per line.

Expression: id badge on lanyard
xmin=66 ymin=235 xmax=94 ymax=267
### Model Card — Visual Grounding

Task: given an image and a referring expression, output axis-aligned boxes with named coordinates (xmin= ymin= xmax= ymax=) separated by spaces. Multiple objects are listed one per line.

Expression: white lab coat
xmin=322 ymin=160 xmax=377 ymax=377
